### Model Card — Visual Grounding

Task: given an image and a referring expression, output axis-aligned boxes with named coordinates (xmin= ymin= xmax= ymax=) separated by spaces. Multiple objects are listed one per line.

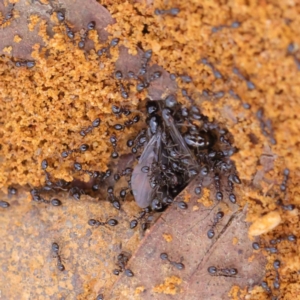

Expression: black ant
xmin=160 ymin=253 xmax=184 ymax=270
xmin=154 ymin=8 xmax=180 ymax=16
xmin=280 ymin=168 xmax=290 ymax=192
xmin=200 ymin=58 xmax=223 ymax=80
xmin=61 ymin=143 xmax=89 ymax=158
xmin=129 ymin=207 xmax=151 ymax=229
xmin=261 ymin=281 xmax=272 ymax=294
xmin=77 ymin=21 xmax=96 ymax=49
xmin=273 ymin=260 xmax=281 ymax=289
xmin=119 ymin=188 xmax=128 ymax=201
xmin=232 ymin=67 xmax=256 ymax=90
xmin=88 ymin=218 xmax=118 ymax=228
xmin=0 ymin=201 xmax=10 ymax=208
xmin=110 ymin=134 xmax=119 ymax=159
xmin=52 ymin=242 xmax=65 ymax=271
xmin=269 ymin=234 xmax=297 ymax=244
xmin=8 ymin=186 xmax=17 ymax=196
xmin=41 ymin=159 xmax=48 ymax=170
xmin=276 ymin=198 xmax=295 ymax=211
xmin=113 ymin=253 xmax=134 ymax=277
xmin=124 ymin=115 xmax=140 ymax=128
xmin=30 ymin=187 xmax=62 ymax=206
xmin=80 ymin=118 xmax=101 ymax=136
xmin=252 ymin=242 xmax=278 ymax=254
xmin=69 ymin=186 xmax=84 ymax=201
xmin=207 ymin=266 xmax=238 ymax=277
xmin=256 ymin=108 xmax=276 ymax=145
xmin=207 ymin=211 xmax=224 ymax=239
xmin=107 ymin=186 xmax=121 ymax=210
xmin=111 ymin=104 xmax=131 ymax=118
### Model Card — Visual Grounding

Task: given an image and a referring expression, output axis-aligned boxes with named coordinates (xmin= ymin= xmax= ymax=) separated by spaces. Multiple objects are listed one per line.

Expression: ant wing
xmin=131 ymin=130 xmax=162 ymax=208
xmin=162 ymin=108 xmax=198 ymax=167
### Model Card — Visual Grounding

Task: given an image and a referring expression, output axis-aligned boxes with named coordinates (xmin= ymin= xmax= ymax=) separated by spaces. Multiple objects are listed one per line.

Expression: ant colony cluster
xmin=131 ymin=95 xmax=240 ymax=211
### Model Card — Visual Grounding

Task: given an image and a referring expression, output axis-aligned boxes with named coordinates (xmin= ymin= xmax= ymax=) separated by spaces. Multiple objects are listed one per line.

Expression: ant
xmin=261 ymin=281 xmax=272 ymax=294
xmin=124 ymin=115 xmax=140 ymax=128
xmin=107 ymin=186 xmax=121 ymax=210
xmin=69 ymin=186 xmax=84 ymax=201
xmin=200 ymin=58 xmax=223 ymax=80
xmin=232 ymin=67 xmax=256 ymax=90
xmin=119 ymin=188 xmax=128 ymax=200
xmin=113 ymin=253 xmax=134 ymax=277
xmin=280 ymin=168 xmax=290 ymax=192
xmin=88 ymin=218 xmax=118 ymax=228
xmin=252 ymin=242 xmax=278 ymax=254
xmin=259 ymin=260 xmax=281 ymax=298
xmin=154 ymin=8 xmax=180 ymax=16
xmin=77 ymin=21 xmax=96 ymax=49
xmin=80 ymin=118 xmax=101 ymax=136
xmin=0 ymin=201 xmax=10 ymax=208
xmin=207 ymin=211 xmax=224 ymax=239
xmin=61 ymin=144 xmax=90 ymax=158
xmin=110 ymin=134 xmax=119 ymax=159
xmin=276 ymin=198 xmax=295 ymax=211
xmin=111 ymin=104 xmax=131 ymax=117
xmin=30 ymin=189 xmax=62 ymax=206
xmin=118 ymin=83 xmax=129 ymax=99
xmin=41 ymin=159 xmax=48 ymax=170
xmin=256 ymin=108 xmax=276 ymax=145
xmin=129 ymin=207 xmax=151 ymax=229
xmin=273 ymin=260 xmax=281 ymax=289
xmin=207 ymin=266 xmax=238 ymax=277
xmin=213 ymin=174 xmax=223 ymax=201
xmin=160 ymin=253 xmax=184 ymax=270
xmin=52 ymin=242 xmax=65 ymax=271
xmin=113 ymin=168 xmax=133 ymax=187
xmin=269 ymin=234 xmax=297 ymax=245
xmin=8 ymin=186 xmax=17 ymax=196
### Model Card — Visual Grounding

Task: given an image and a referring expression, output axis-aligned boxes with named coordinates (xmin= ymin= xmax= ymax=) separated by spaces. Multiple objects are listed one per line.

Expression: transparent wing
xmin=131 ymin=130 xmax=162 ymax=208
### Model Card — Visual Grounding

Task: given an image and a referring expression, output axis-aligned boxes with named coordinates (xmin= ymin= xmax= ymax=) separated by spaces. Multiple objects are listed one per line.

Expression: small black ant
xmin=113 ymin=253 xmax=134 ymax=277
xmin=207 ymin=211 xmax=224 ymax=239
xmin=52 ymin=242 xmax=65 ymax=271
xmin=0 ymin=201 xmax=10 ymax=208
xmin=280 ymin=168 xmax=290 ymax=192
xmin=41 ymin=159 xmax=48 ymax=170
xmin=107 ymin=186 xmax=121 ymax=210
xmin=276 ymin=198 xmax=295 ymax=211
xmin=232 ymin=67 xmax=256 ymax=90
xmin=154 ymin=8 xmax=180 ymax=16
xmin=129 ymin=207 xmax=151 ymax=229
xmin=119 ymin=188 xmax=128 ymax=200
xmin=80 ymin=118 xmax=101 ymax=136
xmin=96 ymin=294 xmax=104 ymax=300
xmin=273 ymin=260 xmax=281 ymax=289
xmin=8 ymin=186 xmax=17 ymax=196
xmin=160 ymin=253 xmax=184 ymax=270
xmin=256 ymin=108 xmax=276 ymax=145
xmin=207 ymin=266 xmax=238 ymax=277
xmin=252 ymin=242 xmax=278 ymax=254
xmin=88 ymin=218 xmax=118 ymax=227
xmin=261 ymin=281 xmax=272 ymax=294
xmin=31 ymin=191 xmax=62 ymax=206
xmin=269 ymin=234 xmax=297 ymax=245
xmin=110 ymin=134 xmax=119 ymax=159
xmin=69 ymin=187 xmax=84 ymax=201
